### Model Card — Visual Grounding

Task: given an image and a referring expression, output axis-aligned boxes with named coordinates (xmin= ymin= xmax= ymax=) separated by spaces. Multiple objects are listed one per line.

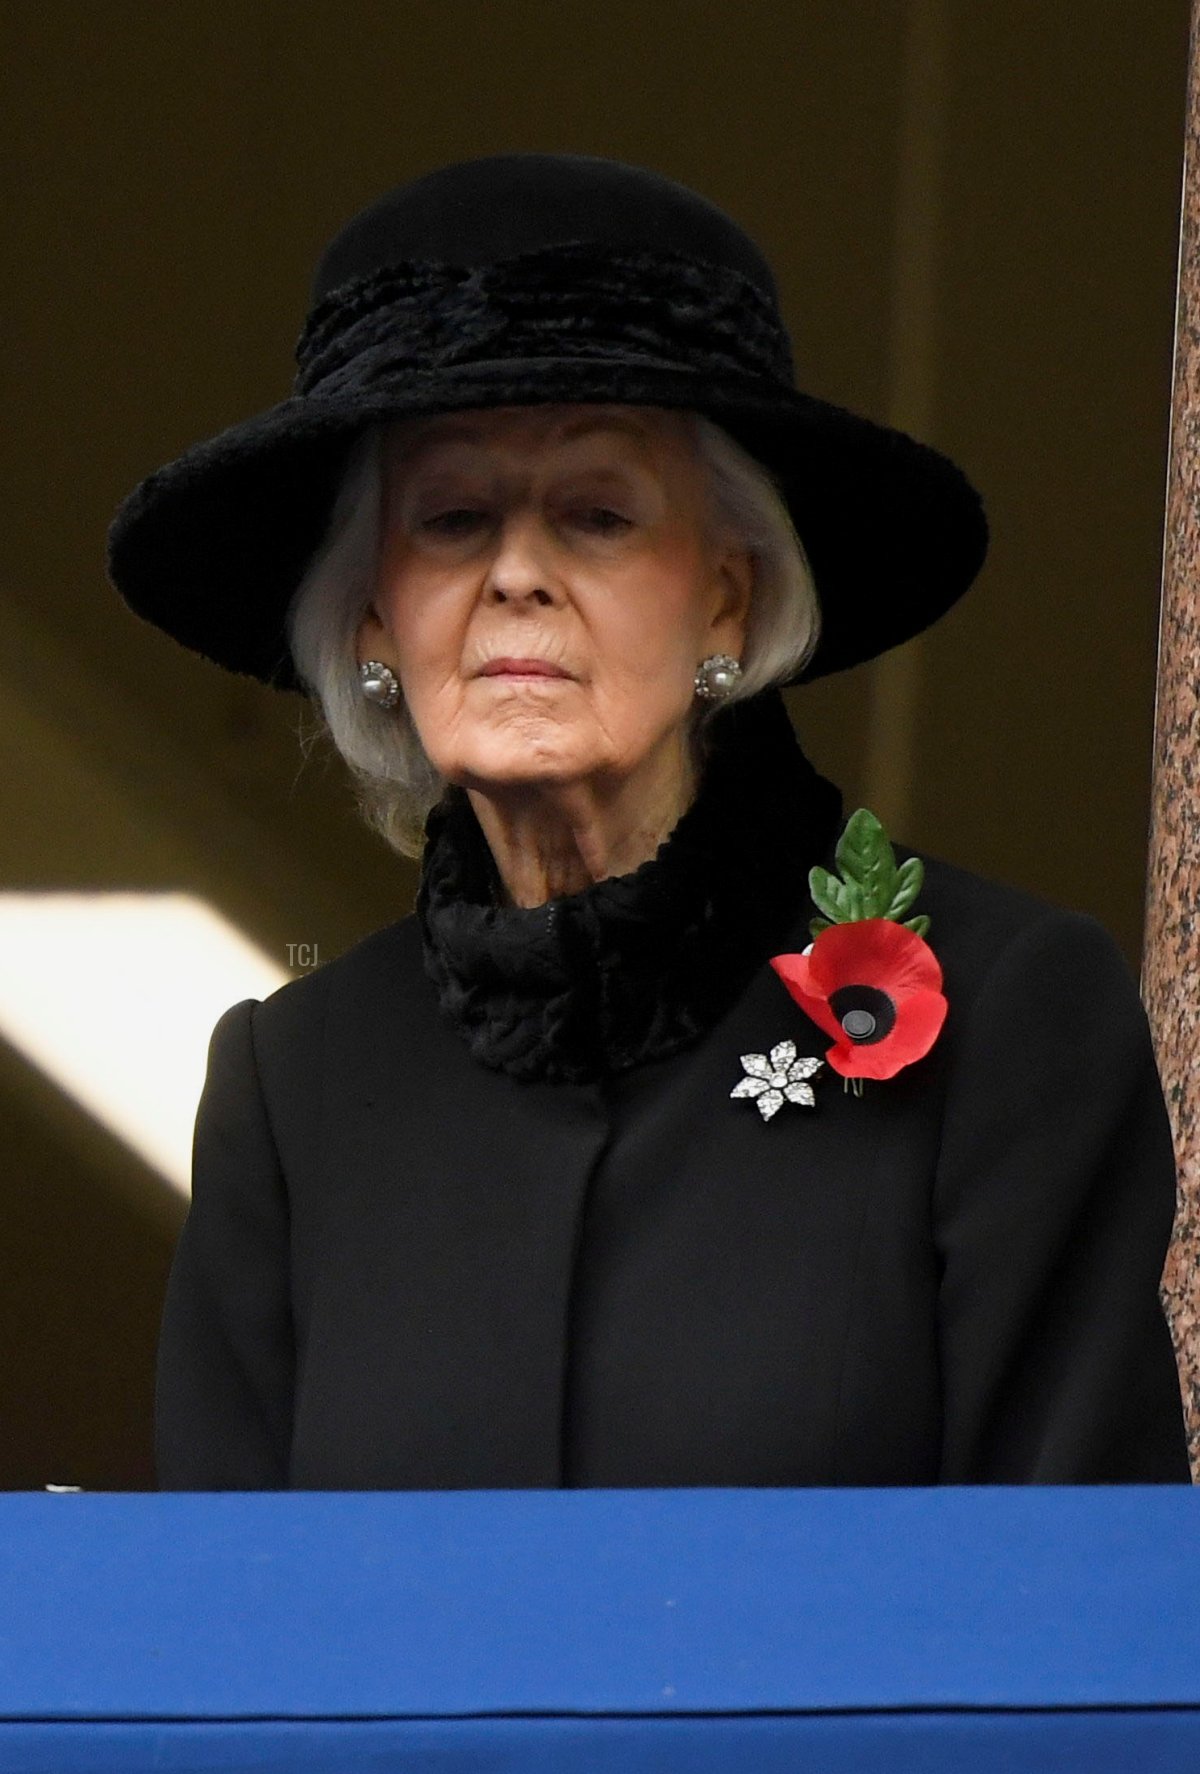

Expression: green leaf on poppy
xmin=904 ymin=913 xmax=931 ymax=937
xmin=808 ymin=865 xmax=852 ymax=925
xmin=808 ymin=916 xmax=832 ymax=939
xmin=810 ymin=809 xmax=932 ymax=931
xmin=885 ymin=855 xmax=925 ymax=921
xmin=811 ymin=856 xmax=873 ymax=923
xmin=834 ymin=808 xmax=900 ymax=918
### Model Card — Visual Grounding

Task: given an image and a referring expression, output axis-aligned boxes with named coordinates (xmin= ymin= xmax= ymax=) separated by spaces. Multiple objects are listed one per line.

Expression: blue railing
xmin=0 ymin=1485 xmax=1197 ymax=1770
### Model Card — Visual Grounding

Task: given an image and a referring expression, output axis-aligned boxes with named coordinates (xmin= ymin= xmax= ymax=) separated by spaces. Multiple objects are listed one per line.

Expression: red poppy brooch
xmin=731 ymin=809 xmax=947 ymax=1117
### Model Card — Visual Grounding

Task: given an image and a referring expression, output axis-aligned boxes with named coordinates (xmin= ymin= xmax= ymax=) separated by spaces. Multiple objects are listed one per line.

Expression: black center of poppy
xmin=829 ymin=984 xmax=897 ymax=1044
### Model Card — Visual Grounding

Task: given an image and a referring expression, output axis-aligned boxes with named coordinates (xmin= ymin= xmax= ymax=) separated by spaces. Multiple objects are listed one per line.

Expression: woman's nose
xmin=482 ymin=512 xmax=564 ymax=608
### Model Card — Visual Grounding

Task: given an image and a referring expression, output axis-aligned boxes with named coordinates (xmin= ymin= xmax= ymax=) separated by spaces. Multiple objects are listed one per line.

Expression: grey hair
xmin=285 ymin=410 xmax=822 ymax=860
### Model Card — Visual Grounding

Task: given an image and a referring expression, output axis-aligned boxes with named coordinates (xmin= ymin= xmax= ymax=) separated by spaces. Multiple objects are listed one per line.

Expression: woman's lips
xmin=477 ymin=658 xmax=572 ymax=678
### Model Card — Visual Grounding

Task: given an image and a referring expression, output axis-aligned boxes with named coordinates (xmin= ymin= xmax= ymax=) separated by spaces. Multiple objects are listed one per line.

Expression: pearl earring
xmin=694 ymin=653 xmax=743 ymax=701
xmin=359 ymin=660 xmax=400 ymax=708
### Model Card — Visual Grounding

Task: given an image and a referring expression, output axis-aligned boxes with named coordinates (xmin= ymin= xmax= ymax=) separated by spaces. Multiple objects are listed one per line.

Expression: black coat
xmin=156 ymin=704 xmax=1190 ymax=1489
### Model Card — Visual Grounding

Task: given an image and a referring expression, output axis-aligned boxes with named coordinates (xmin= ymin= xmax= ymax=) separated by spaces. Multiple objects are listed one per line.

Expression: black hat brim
xmin=107 ymin=356 xmax=987 ymax=692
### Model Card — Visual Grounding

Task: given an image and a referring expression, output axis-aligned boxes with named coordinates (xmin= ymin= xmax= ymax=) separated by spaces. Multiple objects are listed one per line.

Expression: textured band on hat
xmin=293 ymin=241 xmax=797 ymax=400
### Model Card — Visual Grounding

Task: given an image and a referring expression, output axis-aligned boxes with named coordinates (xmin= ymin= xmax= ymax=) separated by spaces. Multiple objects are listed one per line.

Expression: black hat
xmin=106 ymin=152 xmax=988 ymax=693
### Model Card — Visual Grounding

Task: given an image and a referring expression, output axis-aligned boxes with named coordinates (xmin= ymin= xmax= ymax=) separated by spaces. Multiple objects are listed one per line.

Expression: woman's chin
xmin=441 ymin=746 xmax=599 ymax=796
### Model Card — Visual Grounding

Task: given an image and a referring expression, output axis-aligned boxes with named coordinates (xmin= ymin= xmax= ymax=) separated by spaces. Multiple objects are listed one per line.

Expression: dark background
xmin=0 ymin=0 xmax=1190 ymax=1485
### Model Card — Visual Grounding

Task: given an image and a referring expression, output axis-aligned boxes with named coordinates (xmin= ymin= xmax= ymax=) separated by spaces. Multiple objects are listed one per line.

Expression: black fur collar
xmin=416 ymin=690 xmax=843 ymax=1084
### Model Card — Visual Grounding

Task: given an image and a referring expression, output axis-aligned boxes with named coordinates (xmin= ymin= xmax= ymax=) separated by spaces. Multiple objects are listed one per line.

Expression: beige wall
xmin=0 ymin=0 xmax=1189 ymax=1484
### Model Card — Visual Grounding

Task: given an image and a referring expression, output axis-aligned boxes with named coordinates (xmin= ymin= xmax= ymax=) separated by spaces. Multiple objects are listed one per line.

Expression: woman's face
xmin=357 ymin=404 xmax=752 ymax=797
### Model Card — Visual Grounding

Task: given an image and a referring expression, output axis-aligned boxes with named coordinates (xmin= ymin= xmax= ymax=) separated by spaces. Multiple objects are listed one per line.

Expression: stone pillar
xmin=1143 ymin=0 xmax=1200 ymax=1479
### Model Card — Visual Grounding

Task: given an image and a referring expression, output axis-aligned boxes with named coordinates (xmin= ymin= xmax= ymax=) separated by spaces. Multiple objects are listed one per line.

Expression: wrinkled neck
xmin=465 ymin=731 xmax=698 ymax=907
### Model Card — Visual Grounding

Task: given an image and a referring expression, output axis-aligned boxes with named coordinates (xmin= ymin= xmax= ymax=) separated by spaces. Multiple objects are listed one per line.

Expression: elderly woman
xmin=108 ymin=152 xmax=1189 ymax=1489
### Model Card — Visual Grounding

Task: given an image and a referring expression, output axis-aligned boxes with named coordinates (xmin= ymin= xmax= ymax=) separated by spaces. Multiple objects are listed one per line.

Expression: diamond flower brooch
xmin=731 ymin=808 xmax=948 ymax=1118
xmin=731 ymin=1041 xmax=823 ymax=1121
